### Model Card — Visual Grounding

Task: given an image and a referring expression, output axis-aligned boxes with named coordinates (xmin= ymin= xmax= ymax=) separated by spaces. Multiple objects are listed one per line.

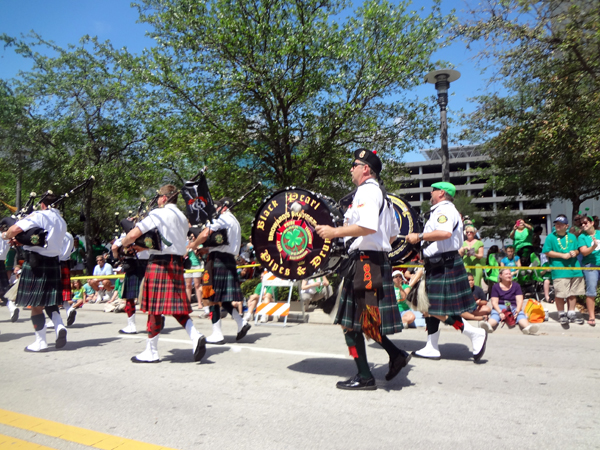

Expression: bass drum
xmin=388 ymin=194 xmax=422 ymax=263
xmin=252 ymin=187 xmax=345 ymax=281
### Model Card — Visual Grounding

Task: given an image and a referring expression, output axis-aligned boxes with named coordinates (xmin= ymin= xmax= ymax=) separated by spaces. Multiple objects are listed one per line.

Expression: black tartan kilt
xmin=209 ymin=252 xmax=243 ymax=304
xmin=425 ymin=254 xmax=476 ymax=316
xmin=121 ymin=259 xmax=145 ymax=299
xmin=16 ymin=253 xmax=62 ymax=307
xmin=334 ymin=254 xmax=403 ymax=336
xmin=0 ymin=260 xmax=9 ymax=297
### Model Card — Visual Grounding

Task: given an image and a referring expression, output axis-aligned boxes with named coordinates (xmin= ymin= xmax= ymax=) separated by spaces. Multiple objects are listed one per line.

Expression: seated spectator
xmin=82 ymin=280 xmax=97 ymax=303
xmin=392 ymin=270 xmax=416 ymax=328
xmin=300 ymin=275 xmax=333 ymax=307
xmin=461 ymin=273 xmax=492 ymax=321
xmin=89 ymin=255 xmax=114 ymax=298
xmin=500 ymin=245 xmax=521 ymax=273
xmin=577 ymin=215 xmax=599 ymax=327
xmin=480 ymin=269 xmax=539 ymax=334
xmin=244 ymin=270 xmax=278 ymax=322
xmin=483 ymin=245 xmax=501 ymax=289
xmin=71 ymin=279 xmax=86 ymax=309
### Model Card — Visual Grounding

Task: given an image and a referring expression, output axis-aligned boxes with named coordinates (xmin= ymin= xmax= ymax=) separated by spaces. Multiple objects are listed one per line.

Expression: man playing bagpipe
xmin=2 ymin=193 xmax=68 ymax=352
xmin=188 ymin=197 xmax=251 ymax=344
xmin=121 ymin=184 xmax=206 ymax=363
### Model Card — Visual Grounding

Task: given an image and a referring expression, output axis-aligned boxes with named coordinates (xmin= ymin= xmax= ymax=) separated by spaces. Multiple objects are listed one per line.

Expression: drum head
xmin=388 ymin=194 xmax=422 ymax=263
xmin=252 ymin=188 xmax=340 ymax=280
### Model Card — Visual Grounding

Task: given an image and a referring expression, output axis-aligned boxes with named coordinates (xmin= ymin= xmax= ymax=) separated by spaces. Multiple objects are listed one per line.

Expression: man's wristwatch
xmin=418 ymin=233 xmax=424 ymax=241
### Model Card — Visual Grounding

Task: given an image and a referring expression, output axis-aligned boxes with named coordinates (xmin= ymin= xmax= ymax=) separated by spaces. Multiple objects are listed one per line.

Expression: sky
xmin=0 ymin=0 xmax=490 ymax=163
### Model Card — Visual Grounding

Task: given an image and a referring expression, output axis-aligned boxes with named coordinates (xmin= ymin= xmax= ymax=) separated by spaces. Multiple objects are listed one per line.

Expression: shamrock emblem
xmin=284 ymin=228 xmax=303 ymax=249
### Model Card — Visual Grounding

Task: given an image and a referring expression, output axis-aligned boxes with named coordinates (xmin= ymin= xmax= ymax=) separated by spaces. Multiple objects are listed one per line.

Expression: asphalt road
xmin=0 ymin=305 xmax=599 ymax=450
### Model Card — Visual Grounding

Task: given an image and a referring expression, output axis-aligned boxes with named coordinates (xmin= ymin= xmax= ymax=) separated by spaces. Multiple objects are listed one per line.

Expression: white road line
xmin=117 ymin=334 xmax=349 ymax=359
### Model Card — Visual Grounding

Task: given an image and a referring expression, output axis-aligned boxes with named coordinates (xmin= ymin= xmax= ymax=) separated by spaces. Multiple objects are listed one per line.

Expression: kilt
xmin=425 ymin=254 xmax=476 ymax=316
xmin=335 ymin=252 xmax=403 ymax=336
xmin=60 ymin=261 xmax=72 ymax=303
xmin=15 ymin=252 xmax=62 ymax=307
xmin=121 ymin=259 xmax=145 ymax=299
xmin=0 ymin=260 xmax=9 ymax=297
xmin=141 ymin=254 xmax=191 ymax=315
xmin=209 ymin=252 xmax=243 ymax=304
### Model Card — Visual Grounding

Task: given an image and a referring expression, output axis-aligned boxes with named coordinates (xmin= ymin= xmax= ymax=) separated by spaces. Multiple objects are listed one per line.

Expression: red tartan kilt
xmin=141 ymin=255 xmax=191 ymax=315
xmin=60 ymin=261 xmax=72 ymax=303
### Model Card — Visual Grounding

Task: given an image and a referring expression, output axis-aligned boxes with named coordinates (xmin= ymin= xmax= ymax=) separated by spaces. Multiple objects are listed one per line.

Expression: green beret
xmin=431 ymin=181 xmax=456 ymax=197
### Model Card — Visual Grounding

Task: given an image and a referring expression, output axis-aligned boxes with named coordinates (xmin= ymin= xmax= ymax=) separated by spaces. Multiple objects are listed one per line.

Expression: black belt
xmin=150 ymin=254 xmax=183 ymax=262
xmin=24 ymin=250 xmax=59 ymax=262
xmin=426 ymin=250 xmax=459 ymax=260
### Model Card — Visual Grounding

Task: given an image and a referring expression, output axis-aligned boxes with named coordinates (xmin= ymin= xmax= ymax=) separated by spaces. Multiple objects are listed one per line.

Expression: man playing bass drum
xmin=188 ymin=197 xmax=251 ymax=344
xmin=316 ymin=148 xmax=410 ymax=391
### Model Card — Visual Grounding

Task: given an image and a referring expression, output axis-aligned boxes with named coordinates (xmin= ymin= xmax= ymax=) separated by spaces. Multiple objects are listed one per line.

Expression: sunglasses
xmin=393 ymin=275 xmax=402 ymax=279
xmin=431 ymin=187 xmax=441 ymax=192
xmin=351 ymin=161 xmax=366 ymax=169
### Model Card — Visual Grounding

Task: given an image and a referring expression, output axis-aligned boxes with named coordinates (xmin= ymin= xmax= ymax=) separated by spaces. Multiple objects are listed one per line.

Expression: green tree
xmin=133 ymin=0 xmax=450 ymax=202
xmin=455 ymin=0 xmax=600 ymax=216
xmin=1 ymin=34 xmax=164 ymax=271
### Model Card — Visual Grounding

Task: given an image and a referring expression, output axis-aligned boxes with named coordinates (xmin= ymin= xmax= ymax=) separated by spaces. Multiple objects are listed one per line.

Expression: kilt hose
xmin=208 ymin=252 xmax=243 ymax=304
xmin=335 ymin=253 xmax=403 ymax=336
xmin=121 ymin=259 xmax=146 ymax=299
xmin=15 ymin=252 xmax=62 ymax=308
xmin=60 ymin=260 xmax=72 ymax=303
xmin=0 ymin=260 xmax=9 ymax=298
xmin=141 ymin=254 xmax=191 ymax=315
xmin=425 ymin=254 xmax=476 ymax=316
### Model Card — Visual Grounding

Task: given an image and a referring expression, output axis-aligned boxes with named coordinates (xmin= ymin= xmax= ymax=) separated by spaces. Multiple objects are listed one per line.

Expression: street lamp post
xmin=425 ymin=69 xmax=461 ymax=182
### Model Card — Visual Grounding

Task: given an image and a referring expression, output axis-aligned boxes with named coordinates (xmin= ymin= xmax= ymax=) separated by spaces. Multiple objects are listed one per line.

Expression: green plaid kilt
xmin=141 ymin=255 xmax=191 ymax=315
xmin=334 ymin=253 xmax=403 ymax=336
xmin=0 ymin=261 xmax=9 ymax=297
xmin=16 ymin=253 xmax=62 ymax=307
xmin=209 ymin=252 xmax=243 ymax=304
xmin=121 ymin=259 xmax=145 ymax=299
xmin=425 ymin=254 xmax=476 ymax=316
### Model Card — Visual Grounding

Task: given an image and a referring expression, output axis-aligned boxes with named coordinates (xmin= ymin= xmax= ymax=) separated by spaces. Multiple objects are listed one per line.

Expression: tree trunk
xmin=84 ymin=186 xmax=95 ymax=275
xmin=572 ymin=197 xmax=582 ymax=220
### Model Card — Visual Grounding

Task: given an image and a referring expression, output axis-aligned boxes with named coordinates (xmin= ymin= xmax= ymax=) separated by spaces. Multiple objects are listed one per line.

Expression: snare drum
xmin=251 ymin=187 xmax=345 ymax=280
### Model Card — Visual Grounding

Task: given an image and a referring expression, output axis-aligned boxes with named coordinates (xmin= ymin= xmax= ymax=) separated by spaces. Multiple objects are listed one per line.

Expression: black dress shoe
xmin=194 ymin=336 xmax=206 ymax=362
xmin=336 ymin=374 xmax=377 ymax=391
xmin=236 ymin=323 xmax=251 ymax=341
xmin=55 ymin=328 xmax=67 ymax=349
xmin=385 ymin=350 xmax=411 ymax=381
xmin=11 ymin=308 xmax=19 ymax=323
xmin=119 ymin=329 xmax=138 ymax=335
xmin=66 ymin=309 xmax=76 ymax=327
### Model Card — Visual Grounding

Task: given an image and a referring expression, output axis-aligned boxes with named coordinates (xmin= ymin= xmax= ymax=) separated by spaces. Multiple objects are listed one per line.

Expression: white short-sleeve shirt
xmin=208 ymin=210 xmax=241 ymax=256
xmin=16 ymin=208 xmax=67 ymax=257
xmin=60 ymin=232 xmax=74 ymax=262
xmin=137 ymin=203 xmax=188 ymax=256
xmin=343 ymin=179 xmax=399 ymax=252
xmin=422 ymin=200 xmax=463 ymax=257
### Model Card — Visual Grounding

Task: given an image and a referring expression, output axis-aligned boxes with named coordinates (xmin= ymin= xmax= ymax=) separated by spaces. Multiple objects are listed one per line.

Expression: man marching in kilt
xmin=112 ymin=235 xmax=149 ymax=334
xmin=2 ymin=193 xmax=68 ymax=352
xmin=189 ymin=197 xmax=251 ymax=344
xmin=121 ymin=184 xmax=206 ymax=363
xmin=0 ymin=236 xmax=18 ymax=323
xmin=316 ymin=149 xmax=410 ymax=391
xmin=407 ymin=182 xmax=487 ymax=361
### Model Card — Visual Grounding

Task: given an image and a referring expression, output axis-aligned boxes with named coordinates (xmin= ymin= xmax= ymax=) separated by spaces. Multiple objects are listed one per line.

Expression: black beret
xmin=354 ymin=148 xmax=382 ymax=176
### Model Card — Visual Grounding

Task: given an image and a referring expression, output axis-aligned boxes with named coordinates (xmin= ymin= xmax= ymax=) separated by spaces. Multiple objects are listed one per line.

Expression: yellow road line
xmin=0 ymin=409 xmax=178 ymax=450
xmin=0 ymin=433 xmax=56 ymax=449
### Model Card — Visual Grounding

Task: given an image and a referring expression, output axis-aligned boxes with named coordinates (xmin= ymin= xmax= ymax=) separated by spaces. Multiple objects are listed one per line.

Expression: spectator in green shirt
xmin=577 ymin=215 xmax=599 ymax=327
xmin=392 ymin=270 xmax=415 ymax=327
xmin=542 ymin=214 xmax=585 ymax=325
xmin=510 ymin=218 xmax=534 ymax=258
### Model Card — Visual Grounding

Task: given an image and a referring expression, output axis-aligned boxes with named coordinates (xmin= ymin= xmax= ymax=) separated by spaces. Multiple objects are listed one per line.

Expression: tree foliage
xmin=133 ymin=0 xmax=450 ymax=201
xmin=455 ymin=0 xmax=600 ymax=216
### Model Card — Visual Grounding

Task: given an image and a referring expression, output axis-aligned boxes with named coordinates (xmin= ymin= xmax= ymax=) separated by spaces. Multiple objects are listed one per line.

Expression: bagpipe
xmin=251 ymin=187 xmax=422 ymax=281
xmin=0 ymin=177 xmax=94 ymax=247
xmin=117 ymin=193 xmax=162 ymax=251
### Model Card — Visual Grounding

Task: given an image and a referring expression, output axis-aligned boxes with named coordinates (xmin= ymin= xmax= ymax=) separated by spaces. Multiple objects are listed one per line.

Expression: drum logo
xmin=276 ymin=222 xmax=313 ymax=261
xmin=30 ymin=234 xmax=40 ymax=245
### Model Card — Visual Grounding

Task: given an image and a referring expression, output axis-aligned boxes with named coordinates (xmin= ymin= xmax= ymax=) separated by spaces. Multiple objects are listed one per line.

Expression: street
xmin=0 ymin=305 xmax=599 ymax=450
